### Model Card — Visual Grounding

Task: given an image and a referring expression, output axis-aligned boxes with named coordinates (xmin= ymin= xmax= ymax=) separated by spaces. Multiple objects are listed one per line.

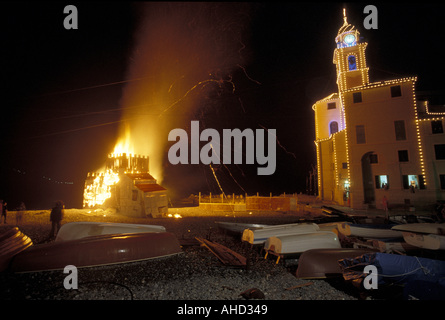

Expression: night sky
xmin=1 ymin=2 xmax=444 ymax=209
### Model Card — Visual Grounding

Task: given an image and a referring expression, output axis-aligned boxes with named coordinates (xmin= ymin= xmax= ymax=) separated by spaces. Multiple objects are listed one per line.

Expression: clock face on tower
xmin=344 ymin=34 xmax=355 ymax=45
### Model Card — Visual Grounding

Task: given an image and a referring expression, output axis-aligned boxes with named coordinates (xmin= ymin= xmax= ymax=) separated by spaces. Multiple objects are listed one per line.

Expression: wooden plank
xmin=195 ymin=237 xmax=246 ymax=267
xmin=285 ymin=282 xmax=314 ymax=291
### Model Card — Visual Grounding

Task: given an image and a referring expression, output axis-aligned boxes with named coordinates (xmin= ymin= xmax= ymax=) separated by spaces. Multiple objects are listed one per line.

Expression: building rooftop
xmin=135 ymin=183 xmax=167 ymax=193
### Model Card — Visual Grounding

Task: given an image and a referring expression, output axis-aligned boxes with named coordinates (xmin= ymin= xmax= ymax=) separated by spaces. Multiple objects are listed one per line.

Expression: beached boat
xmin=338 ymin=222 xmax=403 ymax=239
xmin=55 ymin=222 xmax=166 ymax=241
xmin=402 ymin=232 xmax=445 ymax=250
xmin=10 ymin=231 xmax=182 ymax=273
xmin=264 ymin=231 xmax=341 ymax=256
xmin=391 ymin=223 xmax=445 ymax=235
xmin=215 ymin=221 xmax=268 ymax=235
xmin=321 ymin=206 xmax=362 ymax=222
xmin=0 ymin=227 xmax=33 ymax=272
xmin=296 ymin=248 xmax=378 ymax=279
xmin=241 ymin=223 xmax=320 ymax=245
xmin=339 ymin=252 xmax=445 ymax=290
xmin=368 ymin=238 xmax=418 ymax=253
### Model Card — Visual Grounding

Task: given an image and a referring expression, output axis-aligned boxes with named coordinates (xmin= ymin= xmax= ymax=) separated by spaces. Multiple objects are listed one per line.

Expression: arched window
xmin=330 ymin=121 xmax=339 ymax=135
xmin=348 ymin=55 xmax=357 ymax=71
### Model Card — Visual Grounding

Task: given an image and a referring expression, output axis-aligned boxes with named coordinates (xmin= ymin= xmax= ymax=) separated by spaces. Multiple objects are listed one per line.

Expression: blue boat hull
xmin=339 ymin=252 xmax=445 ymax=298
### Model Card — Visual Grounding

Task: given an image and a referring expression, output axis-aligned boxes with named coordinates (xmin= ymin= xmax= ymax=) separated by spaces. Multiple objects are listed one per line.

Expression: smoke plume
xmin=116 ymin=2 xmax=253 ymax=187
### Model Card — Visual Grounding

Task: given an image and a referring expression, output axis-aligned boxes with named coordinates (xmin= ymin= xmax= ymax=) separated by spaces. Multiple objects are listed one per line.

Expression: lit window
xmin=403 ymin=175 xmax=418 ymax=190
xmin=348 ymin=55 xmax=357 ymax=71
xmin=390 ymin=85 xmax=402 ymax=98
xmin=403 ymin=175 xmax=426 ymax=190
xmin=375 ymin=175 xmax=389 ymax=189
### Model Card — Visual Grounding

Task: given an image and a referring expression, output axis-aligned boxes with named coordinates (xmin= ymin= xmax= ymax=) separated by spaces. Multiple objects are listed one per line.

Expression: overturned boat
xmin=55 ymin=221 xmax=166 ymax=241
xmin=296 ymin=248 xmax=378 ymax=279
xmin=264 ymin=231 xmax=341 ymax=258
xmin=339 ymin=252 xmax=445 ymax=293
xmin=242 ymin=223 xmax=320 ymax=245
xmin=10 ymin=231 xmax=182 ymax=273
xmin=0 ymin=227 xmax=33 ymax=272
xmin=215 ymin=221 xmax=268 ymax=235
xmin=391 ymin=223 xmax=445 ymax=235
xmin=392 ymin=223 xmax=445 ymax=250
xmin=338 ymin=222 xmax=403 ymax=239
xmin=402 ymin=232 xmax=445 ymax=250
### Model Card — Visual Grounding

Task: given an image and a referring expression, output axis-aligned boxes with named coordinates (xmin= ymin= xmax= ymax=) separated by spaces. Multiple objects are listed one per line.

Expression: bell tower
xmin=333 ymin=9 xmax=369 ymax=92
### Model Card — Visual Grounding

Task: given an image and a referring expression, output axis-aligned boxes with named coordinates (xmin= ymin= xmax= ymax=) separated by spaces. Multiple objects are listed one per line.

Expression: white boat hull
xmin=215 ymin=221 xmax=268 ymax=234
xmin=338 ymin=223 xmax=403 ymax=239
xmin=241 ymin=223 xmax=320 ymax=245
xmin=392 ymin=223 xmax=445 ymax=235
xmin=55 ymin=222 xmax=166 ymax=241
xmin=402 ymin=231 xmax=445 ymax=250
xmin=264 ymin=231 xmax=341 ymax=255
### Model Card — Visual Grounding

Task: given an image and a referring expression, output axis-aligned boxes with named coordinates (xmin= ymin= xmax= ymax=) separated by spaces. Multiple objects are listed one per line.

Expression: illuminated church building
xmin=313 ymin=11 xmax=445 ymax=210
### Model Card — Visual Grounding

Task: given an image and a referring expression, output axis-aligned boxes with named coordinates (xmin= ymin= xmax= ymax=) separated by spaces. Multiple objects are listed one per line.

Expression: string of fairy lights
xmin=11 ymin=168 xmax=74 ymax=185
xmin=6 ymin=66 xmax=299 ymax=196
xmin=312 ymin=9 xmax=445 ymax=207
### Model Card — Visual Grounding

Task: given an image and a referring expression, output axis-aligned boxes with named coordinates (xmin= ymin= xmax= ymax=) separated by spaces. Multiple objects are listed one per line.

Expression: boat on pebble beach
xmin=390 ymin=223 xmax=445 ymax=250
xmin=391 ymin=223 xmax=445 ymax=235
xmin=402 ymin=232 xmax=445 ymax=250
xmin=338 ymin=252 xmax=445 ymax=295
xmin=215 ymin=221 xmax=269 ymax=235
xmin=0 ymin=227 xmax=33 ymax=272
xmin=296 ymin=248 xmax=378 ymax=279
xmin=338 ymin=222 xmax=403 ymax=239
xmin=264 ymin=231 xmax=341 ymax=257
xmin=55 ymin=221 xmax=166 ymax=241
xmin=9 ymin=231 xmax=182 ymax=273
xmin=241 ymin=223 xmax=320 ymax=245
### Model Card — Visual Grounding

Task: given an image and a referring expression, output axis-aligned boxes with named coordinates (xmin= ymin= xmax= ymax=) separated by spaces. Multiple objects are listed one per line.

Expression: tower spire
xmin=343 ymin=8 xmax=347 ymax=24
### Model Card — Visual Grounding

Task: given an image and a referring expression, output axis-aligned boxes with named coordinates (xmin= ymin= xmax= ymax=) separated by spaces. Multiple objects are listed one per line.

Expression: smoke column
xmin=115 ymin=2 xmax=253 ymax=186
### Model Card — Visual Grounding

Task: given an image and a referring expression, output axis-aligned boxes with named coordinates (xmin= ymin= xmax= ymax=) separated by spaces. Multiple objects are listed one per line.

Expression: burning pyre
xmin=83 ymin=152 xmax=167 ymax=218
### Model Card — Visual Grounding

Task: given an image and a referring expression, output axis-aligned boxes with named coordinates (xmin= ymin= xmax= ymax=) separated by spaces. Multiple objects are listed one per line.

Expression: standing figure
xmin=49 ymin=200 xmax=64 ymax=239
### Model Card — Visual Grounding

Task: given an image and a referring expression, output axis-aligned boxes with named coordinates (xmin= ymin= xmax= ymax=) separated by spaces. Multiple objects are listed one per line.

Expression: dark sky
xmin=1 ymin=2 xmax=444 ymax=209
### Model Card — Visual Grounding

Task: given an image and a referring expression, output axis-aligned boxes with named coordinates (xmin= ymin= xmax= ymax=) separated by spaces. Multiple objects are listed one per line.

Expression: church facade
xmin=313 ymin=11 xmax=445 ymax=210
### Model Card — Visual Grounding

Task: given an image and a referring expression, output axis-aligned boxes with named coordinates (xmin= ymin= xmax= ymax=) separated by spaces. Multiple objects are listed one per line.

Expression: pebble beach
xmin=1 ymin=207 xmax=362 ymax=302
